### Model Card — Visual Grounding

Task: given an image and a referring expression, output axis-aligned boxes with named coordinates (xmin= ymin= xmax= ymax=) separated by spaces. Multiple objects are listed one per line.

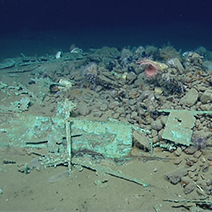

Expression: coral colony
xmin=137 ymin=59 xmax=158 ymax=77
xmin=82 ymin=62 xmax=98 ymax=84
xmin=194 ymin=136 xmax=207 ymax=150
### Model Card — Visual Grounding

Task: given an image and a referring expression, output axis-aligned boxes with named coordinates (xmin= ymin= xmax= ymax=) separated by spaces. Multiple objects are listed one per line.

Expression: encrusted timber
xmin=72 ymin=157 xmax=150 ymax=187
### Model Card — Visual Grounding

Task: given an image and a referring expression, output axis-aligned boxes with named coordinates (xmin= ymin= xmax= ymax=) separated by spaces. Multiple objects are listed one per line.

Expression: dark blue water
xmin=0 ymin=0 xmax=211 ymax=60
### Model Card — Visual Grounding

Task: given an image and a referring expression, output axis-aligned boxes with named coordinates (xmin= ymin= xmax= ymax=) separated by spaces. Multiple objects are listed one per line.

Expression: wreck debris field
xmin=1 ymin=0 xmax=212 ymax=211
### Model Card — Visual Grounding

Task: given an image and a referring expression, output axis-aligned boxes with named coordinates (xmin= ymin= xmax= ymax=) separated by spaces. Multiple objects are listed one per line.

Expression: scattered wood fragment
xmin=164 ymin=197 xmax=212 ymax=206
xmin=72 ymin=157 xmax=150 ymax=187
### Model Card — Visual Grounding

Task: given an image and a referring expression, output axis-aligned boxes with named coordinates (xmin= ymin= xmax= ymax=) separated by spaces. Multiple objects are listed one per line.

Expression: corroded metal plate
xmin=162 ymin=110 xmax=195 ymax=146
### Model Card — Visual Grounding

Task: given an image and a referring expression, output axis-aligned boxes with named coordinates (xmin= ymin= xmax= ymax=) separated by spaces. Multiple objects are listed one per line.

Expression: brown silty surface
xmin=0 ymin=47 xmax=212 ymax=211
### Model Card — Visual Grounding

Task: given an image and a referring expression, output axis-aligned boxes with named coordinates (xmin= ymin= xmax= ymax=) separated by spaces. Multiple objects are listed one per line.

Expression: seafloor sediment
xmin=1 ymin=45 xmax=212 ymax=211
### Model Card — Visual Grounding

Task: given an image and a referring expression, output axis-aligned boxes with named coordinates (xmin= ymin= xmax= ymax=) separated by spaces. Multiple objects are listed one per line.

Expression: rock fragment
xmin=132 ymin=130 xmax=150 ymax=151
xmin=165 ymin=167 xmax=187 ymax=185
xmin=180 ymin=88 xmax=198 ymax=106
xmin=200 ymin=90 xmax=212 ymax=104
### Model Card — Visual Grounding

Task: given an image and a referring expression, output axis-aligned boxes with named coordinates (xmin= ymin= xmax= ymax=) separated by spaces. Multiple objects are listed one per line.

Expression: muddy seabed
xmin=1 ymin=45 xmax=212 ymax=211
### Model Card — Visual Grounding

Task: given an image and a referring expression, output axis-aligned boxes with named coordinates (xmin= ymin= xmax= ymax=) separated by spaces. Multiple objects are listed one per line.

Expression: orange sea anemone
xmin=137 ymin=59 xmax=158 ymax=78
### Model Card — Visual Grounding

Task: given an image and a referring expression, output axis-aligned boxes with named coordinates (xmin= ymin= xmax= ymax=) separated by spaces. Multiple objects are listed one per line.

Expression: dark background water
xmin=0 ymin=0 xmax=211 ymax=59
